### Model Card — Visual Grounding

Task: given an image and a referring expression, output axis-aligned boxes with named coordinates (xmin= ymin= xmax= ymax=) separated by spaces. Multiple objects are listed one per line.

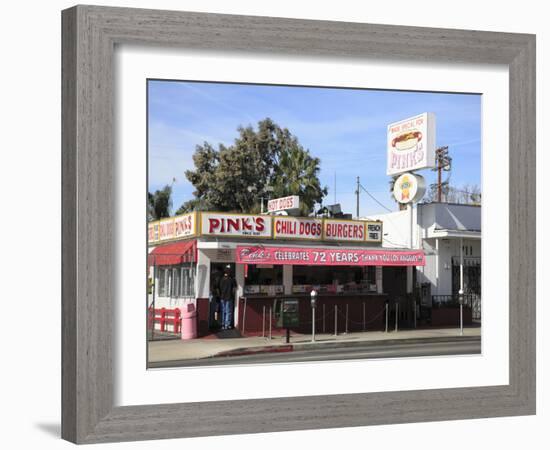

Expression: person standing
xmin=210 ymin=268 xmax=222 ymax=329
xmin=219 ymin=270 xmax=236 ymax=330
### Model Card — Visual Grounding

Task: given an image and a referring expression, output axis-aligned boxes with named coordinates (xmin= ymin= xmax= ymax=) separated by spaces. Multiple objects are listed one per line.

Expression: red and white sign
xmin=267 ymin=195 xmax=300 ymax=213
xmin=158 ymin=218 xmax=175 ymax=241
xmin=148 ymin=212 xmax=383 ymax=244
xmin=387 ymin=112 xmax=436 ymax=176
xmin=148 ymin=213 xmax=197 ymax=243
xmin=273 ymin=217 xmax=323 ymax=240
xmin=174 ymin=213 xmax=196 ymax=238
xmin=148 ymin=222 xmax=159 ymax=242
xmin=236 ymin=245 xmax=425 ymax=266
xmin=323 ymin=219 xmax=365 ymax=242
xmin=200 ymin=213 xmax=272 ymax=238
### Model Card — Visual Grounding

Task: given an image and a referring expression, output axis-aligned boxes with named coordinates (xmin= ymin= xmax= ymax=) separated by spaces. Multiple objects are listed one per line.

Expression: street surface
xmin=149 ymin=337 xmax=480 ymax=368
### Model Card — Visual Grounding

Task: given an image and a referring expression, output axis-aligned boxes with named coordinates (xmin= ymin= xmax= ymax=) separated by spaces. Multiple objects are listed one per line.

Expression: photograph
xmin=146 ymin=80 xmax=482 ymax=368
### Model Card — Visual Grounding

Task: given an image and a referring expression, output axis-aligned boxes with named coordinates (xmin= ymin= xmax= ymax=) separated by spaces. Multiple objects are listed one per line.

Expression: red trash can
xmin=181 ymin=303 xmax=198 ymax=340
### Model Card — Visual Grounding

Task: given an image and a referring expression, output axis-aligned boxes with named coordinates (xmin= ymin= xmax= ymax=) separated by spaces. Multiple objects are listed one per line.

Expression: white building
xmin=368 ymin=202 xmax=481 ymax=318
xmin=147 ymin=211 xmax=426 ymax=335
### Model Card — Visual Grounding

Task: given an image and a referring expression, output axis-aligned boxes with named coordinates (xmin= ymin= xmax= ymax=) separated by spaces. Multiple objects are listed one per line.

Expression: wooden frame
xmin=62 ymin=5 xmax=536 ymax=444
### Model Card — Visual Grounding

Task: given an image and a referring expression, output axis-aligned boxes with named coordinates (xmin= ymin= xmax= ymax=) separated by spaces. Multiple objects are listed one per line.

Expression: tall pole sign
xmin=387 ymin=112 xmax=436 ymax=176
xmin=387 ymin=113 xmax=436 ymax=255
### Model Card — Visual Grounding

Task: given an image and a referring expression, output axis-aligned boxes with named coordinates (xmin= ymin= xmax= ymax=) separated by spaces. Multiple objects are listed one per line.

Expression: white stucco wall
xmin=368 ymin=203 xmax=481 ymax=297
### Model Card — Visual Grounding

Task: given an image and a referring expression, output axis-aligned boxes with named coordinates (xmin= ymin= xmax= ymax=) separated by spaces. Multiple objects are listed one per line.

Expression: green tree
xmin=271 ymin=143 xmax=327 ymax=215
xmin=148 ymin=185 xmax=172 ymax=220
xmin=179 ymin=118 xmax=326 ymax=215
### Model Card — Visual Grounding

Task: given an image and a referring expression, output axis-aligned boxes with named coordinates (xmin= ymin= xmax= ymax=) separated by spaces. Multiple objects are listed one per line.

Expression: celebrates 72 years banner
xmin=236 ymin=245 xmax=425 ymax=267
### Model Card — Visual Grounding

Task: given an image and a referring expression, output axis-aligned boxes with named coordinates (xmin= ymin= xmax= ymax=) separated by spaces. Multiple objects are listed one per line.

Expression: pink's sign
xmin=236 ymin=245 xmax=425 ymax=267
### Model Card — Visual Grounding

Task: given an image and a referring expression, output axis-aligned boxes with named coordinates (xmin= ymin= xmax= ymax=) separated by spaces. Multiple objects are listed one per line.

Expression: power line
xmin=359 ymin=183 xmax=393 ymax=213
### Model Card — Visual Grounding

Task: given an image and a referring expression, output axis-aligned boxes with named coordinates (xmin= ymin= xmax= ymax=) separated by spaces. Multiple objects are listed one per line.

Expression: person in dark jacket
xmin=210 ymin=268 xmax=223 ymax=328
xmin=219 ymin=271 xmax=236 ymax=330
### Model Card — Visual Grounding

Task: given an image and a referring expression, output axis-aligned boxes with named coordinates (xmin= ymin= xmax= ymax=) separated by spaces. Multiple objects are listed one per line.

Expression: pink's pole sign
xmin=236 ymin=245 xmax=425 ymax=267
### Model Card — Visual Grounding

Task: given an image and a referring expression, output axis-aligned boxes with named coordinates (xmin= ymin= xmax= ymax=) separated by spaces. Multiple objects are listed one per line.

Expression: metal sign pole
xmin=312 ymin=306 xmax=316 ymax=342
xmin=311 ymin=290 xmax=317 ymax=342
xmin=395 ymin=303 xmax=399 ymax=332
xmin=385 ymin=303 xmax=388 ymax=333
xmin=323 ymin=303 xmax=326 ymax=333
xmin=242 ymin=297 xmax=247 ymax=334
xmin=345 ymin=304 xmax=349 ymax=334
xmin=268 ymin=306 xmax=272 ymax=340
xmin=262 ymin=305 xmax=265 ymax=337
xmin=459 ymin=237 xmax=464 ymax=336
xmin=334 ymin=305 xmax=338 ymax=336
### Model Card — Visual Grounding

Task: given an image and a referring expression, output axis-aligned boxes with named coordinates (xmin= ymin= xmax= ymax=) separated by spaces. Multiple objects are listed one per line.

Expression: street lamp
xmin=310 ymin=289 xmax=318 ymax=342
xmin=260 ymin=185 xmax=274 ymax=214
xmin=248 ymin=185 xmax=275 ymax=214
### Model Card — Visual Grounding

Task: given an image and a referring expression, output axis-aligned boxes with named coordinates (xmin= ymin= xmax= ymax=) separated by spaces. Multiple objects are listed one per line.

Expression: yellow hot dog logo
xmin=399 ymin=175 xmax=411 ymax=201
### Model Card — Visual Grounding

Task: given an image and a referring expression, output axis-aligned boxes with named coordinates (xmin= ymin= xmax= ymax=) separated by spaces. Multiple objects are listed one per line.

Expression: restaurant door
xmin=209 ymin=263 xmax=236 ymax=329
xmin=383 ymin=266 xmax=415 ymax=328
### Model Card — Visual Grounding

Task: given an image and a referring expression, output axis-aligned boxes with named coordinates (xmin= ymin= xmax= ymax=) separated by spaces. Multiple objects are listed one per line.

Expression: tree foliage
xmin=148 ymin=185 xmax=172 ymax=220
xmin=424 ymin=182 xmax=481 ymax=204
xmin=178 ymin=118 xmax=327 ymax=214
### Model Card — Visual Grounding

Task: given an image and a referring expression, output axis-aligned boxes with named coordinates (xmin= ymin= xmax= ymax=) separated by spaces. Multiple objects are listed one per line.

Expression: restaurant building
xmin=368 ymin=202 xmax=481 ymax=324
xmin=148 ymin=211 xmax=426 ymax=336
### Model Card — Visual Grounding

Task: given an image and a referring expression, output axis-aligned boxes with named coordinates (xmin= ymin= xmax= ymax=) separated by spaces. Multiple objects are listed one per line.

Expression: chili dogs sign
xmin=387 ymin=112 xmax=436 ymax=176
xmin=236 ymin=245 xmax=425 ymax=267
xmin=273 ymin=216 xmax=323 ymax=240
xmin=200 ymin=213 xmax=272 ymax=238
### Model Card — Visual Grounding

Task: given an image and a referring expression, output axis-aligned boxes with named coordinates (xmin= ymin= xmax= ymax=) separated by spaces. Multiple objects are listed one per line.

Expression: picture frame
xmin=61 ymin=4 xmax=535 ymax=444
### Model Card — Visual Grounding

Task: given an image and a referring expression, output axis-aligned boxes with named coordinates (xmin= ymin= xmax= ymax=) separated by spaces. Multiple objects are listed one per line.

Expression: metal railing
xmin=431 ymin=294 xmax=481 ymax=320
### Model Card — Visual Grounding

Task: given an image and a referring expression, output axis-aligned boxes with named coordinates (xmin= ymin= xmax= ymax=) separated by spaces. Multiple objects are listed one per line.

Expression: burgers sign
xmin=387 ymin=112 xmax=436 ymax=176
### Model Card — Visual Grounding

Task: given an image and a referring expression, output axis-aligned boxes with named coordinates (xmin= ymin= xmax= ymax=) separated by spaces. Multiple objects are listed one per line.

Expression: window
xmin=180 ymin=264 xmax=195 ymax=297
xmin=157 ymin=264 xmax=195 ymax=298
xmin=171 ymin=267 xmax=181 ymax=298
xmin=292 ymin=265 xmax=377 ymax=293
xmin=245 ymin=265 xmax=283 ymax=285
xmin=158 ymin=267 xmax=170 ymax=297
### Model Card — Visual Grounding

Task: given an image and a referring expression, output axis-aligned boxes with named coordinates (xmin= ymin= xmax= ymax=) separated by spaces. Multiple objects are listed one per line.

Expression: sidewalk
xmin=148 ymin=326 xmax=481 ymax=364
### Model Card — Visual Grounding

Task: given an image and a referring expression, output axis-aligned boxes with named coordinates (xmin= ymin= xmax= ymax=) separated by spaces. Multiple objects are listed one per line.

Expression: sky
xmin=148 ymin=80 xmax=481 ymax=217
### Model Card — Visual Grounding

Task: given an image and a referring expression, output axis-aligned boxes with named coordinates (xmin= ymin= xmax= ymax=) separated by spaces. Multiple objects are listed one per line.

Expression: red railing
xmin=148 ymin=307 xmax=181 ymax=333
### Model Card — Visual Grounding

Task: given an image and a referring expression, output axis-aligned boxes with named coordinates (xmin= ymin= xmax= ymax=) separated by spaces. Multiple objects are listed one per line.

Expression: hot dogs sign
xmin=387 ymin=112 xmax=436 ymax=176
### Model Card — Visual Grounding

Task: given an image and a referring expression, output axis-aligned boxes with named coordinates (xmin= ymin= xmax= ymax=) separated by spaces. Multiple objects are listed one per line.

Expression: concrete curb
xmin=215 ymin=345 xmax=293 ymax=357
xmin=211 ymin=335 xmax=480 ymax=359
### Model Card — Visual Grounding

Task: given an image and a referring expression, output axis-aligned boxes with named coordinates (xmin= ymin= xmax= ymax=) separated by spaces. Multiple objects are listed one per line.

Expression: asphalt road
xmin=149 ymin=337 xmax=481 ymax=368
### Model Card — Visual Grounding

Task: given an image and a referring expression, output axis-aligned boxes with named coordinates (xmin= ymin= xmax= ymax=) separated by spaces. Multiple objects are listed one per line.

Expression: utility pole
xmin=433 ymin=146 xmax=451 ymax=202
xmin=437 ymin=160 xmax=442 ymax=202
xmin=355 ymin=176 xmax=360 ymax=218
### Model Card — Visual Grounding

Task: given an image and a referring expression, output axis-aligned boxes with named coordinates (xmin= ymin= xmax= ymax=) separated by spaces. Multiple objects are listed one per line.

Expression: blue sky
xmin=148 ymin=80 xmax=481 ymax=217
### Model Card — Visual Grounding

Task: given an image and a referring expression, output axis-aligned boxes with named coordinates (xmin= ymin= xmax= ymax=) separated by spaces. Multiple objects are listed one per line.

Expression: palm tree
xmin=271 ymin=145 xmax=327 ymax=215
xmin=148 ymin=184 xmax=173 ymax=220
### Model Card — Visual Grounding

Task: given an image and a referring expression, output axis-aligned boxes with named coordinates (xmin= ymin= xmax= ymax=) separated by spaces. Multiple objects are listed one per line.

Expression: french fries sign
xmin=387 ymin=112 xmax=436 ymax=176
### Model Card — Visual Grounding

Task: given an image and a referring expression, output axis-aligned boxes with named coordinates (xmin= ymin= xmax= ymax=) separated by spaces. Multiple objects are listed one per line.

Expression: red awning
xmin=148 ymin=240 xmax=197 ymax=266
xmin=236 ymin=245 xmax=425 ymax=267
